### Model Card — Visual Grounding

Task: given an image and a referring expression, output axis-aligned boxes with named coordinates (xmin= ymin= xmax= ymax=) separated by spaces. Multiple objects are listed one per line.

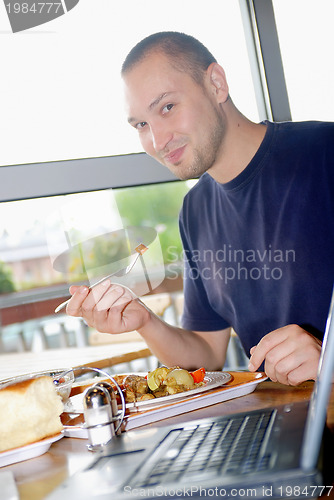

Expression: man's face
xmin=123 ymin=52 xmax=226 ymax=180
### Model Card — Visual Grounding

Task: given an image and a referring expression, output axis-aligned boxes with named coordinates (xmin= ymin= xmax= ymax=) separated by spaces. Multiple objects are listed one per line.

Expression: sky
xmin=0 ymin=0 xmax=258 ymax=166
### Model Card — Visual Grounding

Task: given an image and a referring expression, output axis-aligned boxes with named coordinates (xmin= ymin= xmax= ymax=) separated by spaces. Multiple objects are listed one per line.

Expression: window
xmin=0 ymin=0 xmax=259 ymax=166
xmin=0 ymin=182 xmax=192 ymax=294
xmin=0 ymin=181 xmax=192 ymax=351
xmin=273 ymin=0 xmax=334 ymax=121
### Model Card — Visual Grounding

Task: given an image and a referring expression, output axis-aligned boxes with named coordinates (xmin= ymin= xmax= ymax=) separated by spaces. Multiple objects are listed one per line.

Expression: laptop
xmin=47 ymin=289 xmax=334 ymax=500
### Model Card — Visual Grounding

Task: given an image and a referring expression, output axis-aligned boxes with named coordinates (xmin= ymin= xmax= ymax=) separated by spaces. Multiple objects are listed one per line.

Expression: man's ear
xmin=207 ymin=63 xmax=229 ymax=103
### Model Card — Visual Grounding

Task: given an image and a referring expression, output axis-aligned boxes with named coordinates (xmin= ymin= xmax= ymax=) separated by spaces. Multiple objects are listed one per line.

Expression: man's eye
xmin=162 ymin=103 xmax=174 ymax=114
xmin=136 ymin=122 xmax=147 ymax=130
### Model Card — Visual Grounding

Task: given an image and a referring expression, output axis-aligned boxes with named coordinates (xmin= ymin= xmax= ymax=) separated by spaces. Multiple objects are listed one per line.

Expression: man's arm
xmin=66 ymin=281 xmax=231 ymax=371
xmin=138 ymin=314 xmax=231 ymax=371
xmin=248 ymin=324 xmax=322 ymax=385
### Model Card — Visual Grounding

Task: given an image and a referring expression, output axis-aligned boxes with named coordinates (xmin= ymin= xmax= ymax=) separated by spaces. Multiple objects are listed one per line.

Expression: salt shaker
xmin=83 ymin=385 xmax=114 ymax=451
xmin=95 ymin=381 xmax=121 ymax=435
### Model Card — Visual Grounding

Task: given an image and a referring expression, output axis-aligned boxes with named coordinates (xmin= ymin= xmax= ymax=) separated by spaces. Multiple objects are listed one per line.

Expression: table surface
xmin=0 ymin=342 xmax=152 ymax=380
xmin=1 ymin=378 xmax=333 ymax=500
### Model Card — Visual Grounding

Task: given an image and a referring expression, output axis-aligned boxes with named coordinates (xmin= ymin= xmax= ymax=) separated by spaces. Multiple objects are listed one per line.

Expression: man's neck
xmin=208 ymin=103 xmax=267 ymax=184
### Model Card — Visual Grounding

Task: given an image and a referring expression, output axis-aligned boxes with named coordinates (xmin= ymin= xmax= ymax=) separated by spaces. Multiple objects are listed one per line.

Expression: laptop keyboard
xmin=132 ymin=410 xmax=276 ymax=488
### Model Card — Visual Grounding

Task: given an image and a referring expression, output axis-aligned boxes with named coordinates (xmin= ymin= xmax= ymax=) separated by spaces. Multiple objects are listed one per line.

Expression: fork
xmin=54 ymin=243 xmax=147 ymax=313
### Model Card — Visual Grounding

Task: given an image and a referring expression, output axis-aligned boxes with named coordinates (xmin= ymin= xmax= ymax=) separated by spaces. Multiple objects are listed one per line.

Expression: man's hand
xmin=248 ymin=324 xmax=322 ymax=385
xmin=65 ymin=282 xmax=234 ymax=370
xmin=66 ymin=280 xmax=151 ymax=334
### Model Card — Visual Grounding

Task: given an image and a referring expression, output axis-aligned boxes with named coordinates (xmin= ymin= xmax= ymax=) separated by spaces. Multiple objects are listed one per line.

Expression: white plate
xmin=126 ymin=371 xmax=232 ymax=411
xmin=63 ymin=371 xmax=232 ymax=438
xmin=63 ymin=424 xmax=87 ymax=439
xmin=0 ymin=433 xmax=63 ymax=467
xmin=0 ymin=369 xmax=74 ymax=403
xmin=64 ymin=371 xmax=231 ymax=414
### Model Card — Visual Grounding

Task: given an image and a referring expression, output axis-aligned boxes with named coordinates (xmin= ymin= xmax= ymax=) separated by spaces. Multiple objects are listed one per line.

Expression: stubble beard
xmin=171 ymin=106 xmax=226 ymax=181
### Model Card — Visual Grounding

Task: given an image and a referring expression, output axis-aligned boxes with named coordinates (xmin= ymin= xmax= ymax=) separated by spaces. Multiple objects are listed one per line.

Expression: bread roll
xmin=0 ymin=376 xmax=63 ymax=452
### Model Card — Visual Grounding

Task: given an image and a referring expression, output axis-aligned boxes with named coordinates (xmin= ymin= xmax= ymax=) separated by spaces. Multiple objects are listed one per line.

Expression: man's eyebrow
xmin=127 ymin=92 xmax=175 ymax=125
xmin=149 ymin=92 xmax=171 ymax=110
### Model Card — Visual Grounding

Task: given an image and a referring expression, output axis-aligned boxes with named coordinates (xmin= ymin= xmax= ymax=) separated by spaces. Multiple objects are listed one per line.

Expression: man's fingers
xmin=248 ymin=343 xmax=267 ymax=372
xmin=248 ymin=346 xmax=258 ymax=371
xmin=248 ymin=325 xmax=322 ymax=385
xmin=66 ymin=281 xmax=125 ymax=316
xmin=248 ymin=328 xmax=289 ymax=371
xmin=69 ymin=285 xmax=81 ymax=295
xmin=66 ymin=285 xmax=89 ymax=316
xmin=95 ymin=284 xmax=133 ymax=311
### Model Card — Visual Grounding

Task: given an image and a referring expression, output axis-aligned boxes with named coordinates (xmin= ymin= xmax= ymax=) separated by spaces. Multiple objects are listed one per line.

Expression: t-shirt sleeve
xmin=179 ymin=212 xmax=230 ymax=332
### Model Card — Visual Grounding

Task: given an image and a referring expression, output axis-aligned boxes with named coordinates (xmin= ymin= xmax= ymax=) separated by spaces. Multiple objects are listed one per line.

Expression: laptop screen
xmin=301 ymin=286 xmax=334 ymax=469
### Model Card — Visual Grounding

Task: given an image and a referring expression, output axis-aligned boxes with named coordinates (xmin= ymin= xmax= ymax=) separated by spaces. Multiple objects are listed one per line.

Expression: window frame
xmin=240 ymin=0 xmax=291 ymax=122
xmin=0 ymin=0 xmax=288 ymax=200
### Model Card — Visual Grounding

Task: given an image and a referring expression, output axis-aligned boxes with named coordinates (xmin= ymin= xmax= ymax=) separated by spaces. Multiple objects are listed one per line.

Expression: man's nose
xmin=150 ymin=123 xmax=172 ymax=153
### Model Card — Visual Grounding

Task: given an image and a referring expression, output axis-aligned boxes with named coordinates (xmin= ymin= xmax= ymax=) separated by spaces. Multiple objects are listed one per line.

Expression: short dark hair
xmin=121 ymin=31 xmax=217 ymax=85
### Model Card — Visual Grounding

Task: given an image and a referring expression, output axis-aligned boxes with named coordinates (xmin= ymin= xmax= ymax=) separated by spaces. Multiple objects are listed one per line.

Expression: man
xmin=66 ymin=32 xmax=334 ymax=385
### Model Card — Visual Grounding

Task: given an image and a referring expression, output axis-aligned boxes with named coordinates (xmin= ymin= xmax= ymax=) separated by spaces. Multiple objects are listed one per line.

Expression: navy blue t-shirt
xmin=179 ymin=120 xmax=334 ymax=358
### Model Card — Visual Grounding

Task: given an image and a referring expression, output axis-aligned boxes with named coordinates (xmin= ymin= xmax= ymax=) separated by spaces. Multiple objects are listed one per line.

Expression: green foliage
xmin=114 ymin=181 xmax=189 ymax=264
xmin=0 ymin=261 xmax=16 ymax=293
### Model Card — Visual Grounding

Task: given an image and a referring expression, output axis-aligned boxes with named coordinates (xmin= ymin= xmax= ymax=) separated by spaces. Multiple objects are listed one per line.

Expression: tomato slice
xmin=190 ymin=367 xmax=206 ymax=383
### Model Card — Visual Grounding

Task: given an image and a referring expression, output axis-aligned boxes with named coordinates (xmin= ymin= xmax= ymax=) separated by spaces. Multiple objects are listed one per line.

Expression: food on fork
xmin=0 ymin=376 xmax=63 ymax=452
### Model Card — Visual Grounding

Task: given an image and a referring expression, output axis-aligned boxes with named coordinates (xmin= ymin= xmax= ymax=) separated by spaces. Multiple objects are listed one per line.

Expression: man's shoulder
xmin=273 ymin=119 xmax=334 ymax=138
xmin=270 ymin=120 xmax=334 ymax=156
xmin=273 ymin=119 xmax=334 ymax=128
xmin=182 ymin=174 xmax=214 ymax=204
